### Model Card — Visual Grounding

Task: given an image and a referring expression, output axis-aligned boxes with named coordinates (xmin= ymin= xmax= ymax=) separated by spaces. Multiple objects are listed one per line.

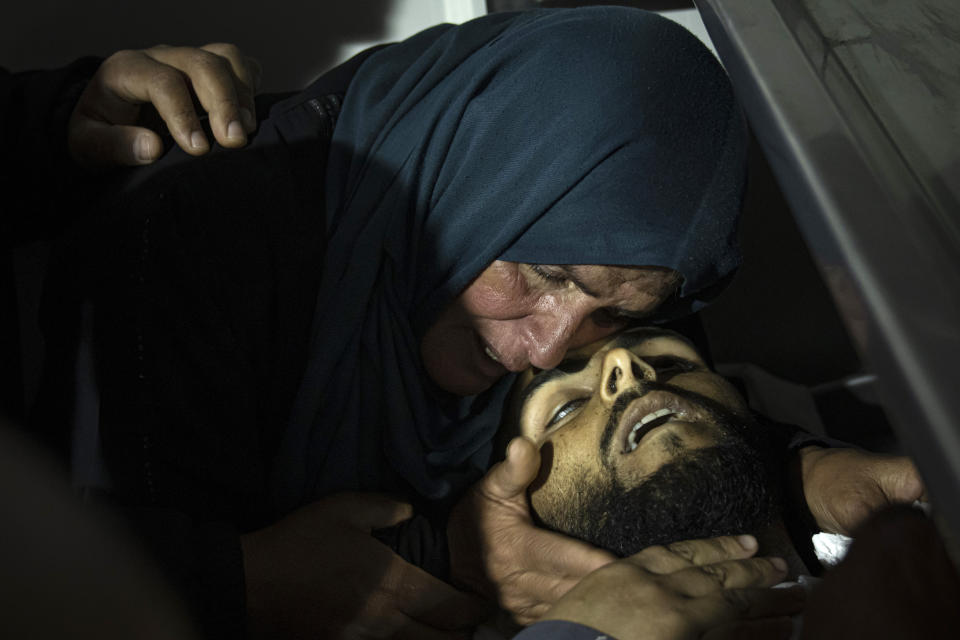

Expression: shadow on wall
xmin=2 ymin=0 xmax=395 ymax=91
xmin=700 ymin=136 xmax=862 ymax=386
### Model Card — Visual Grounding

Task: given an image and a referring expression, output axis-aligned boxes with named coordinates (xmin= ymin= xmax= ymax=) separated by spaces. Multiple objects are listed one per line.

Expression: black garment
xmin=39 ymin=52 xmax=373 ymax=638
xmin=0 ymin=58 xmax=100 ymax=421
xmin=0 ymin=57 xmax=100 ymax=245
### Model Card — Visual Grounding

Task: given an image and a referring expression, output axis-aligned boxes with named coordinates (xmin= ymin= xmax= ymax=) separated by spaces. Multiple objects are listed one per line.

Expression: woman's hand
xmin=800 ymin=446 xmax=926 ymax=535
xmin=241 ymin=492 xmax=489 ymax=639
xmin=69 ymin=43 xmax=261 ymax=168
xmin=541 ymin=535 xmax=805 ymax=640
xmin=448 ymin=437 xmax=616 ymax=624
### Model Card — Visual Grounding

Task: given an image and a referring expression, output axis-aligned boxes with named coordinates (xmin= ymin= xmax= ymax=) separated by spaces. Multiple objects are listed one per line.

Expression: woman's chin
xmin=427 ymin=361 xmax=504 ymax=396
xmin=433 ymin=373 xmax=496 ymax=396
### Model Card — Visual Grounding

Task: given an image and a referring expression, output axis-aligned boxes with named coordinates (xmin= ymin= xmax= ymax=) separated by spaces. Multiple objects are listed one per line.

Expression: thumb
xmin=481 ymin=437 xmax=541 ymax=502
xmin=874 ymin=457 xmax=925 ymax=504
xmin=70 ymin=117 xmax=165 ymax=168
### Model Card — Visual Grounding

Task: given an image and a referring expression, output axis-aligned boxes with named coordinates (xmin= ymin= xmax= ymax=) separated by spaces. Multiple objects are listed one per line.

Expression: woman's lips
xmin=476 ymin=334 xmax=509 ymax=377
xmin=477 ymin=333 xmax=528 ymax=374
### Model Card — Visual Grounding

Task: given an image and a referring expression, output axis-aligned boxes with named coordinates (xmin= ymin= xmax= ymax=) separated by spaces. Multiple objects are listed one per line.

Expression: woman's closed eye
xmin=529 ymin=263 xmax=569 ymax=286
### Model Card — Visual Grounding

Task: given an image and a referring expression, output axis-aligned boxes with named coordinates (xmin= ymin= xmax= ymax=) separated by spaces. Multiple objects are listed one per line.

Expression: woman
xmin=51 ymin=6 xmax=747 ymax=638
xmin=278 ymin=6 xmax=743 ymax=508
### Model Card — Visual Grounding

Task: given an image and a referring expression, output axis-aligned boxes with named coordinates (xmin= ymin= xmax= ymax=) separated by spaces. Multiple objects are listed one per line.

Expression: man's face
xmin=506 ymin=327 xmax=767 ymax=552
xmin=510 ymin=327 xmax=748 ymax=497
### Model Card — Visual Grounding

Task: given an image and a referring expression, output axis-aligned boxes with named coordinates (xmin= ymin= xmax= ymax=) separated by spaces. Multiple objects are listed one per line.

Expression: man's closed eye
xmin=548 ymin=397 xmax=587 ymax=427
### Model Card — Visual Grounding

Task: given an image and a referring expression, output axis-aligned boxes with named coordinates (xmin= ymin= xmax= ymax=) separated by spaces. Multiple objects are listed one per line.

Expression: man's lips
xmin=614 ymin=391 xmax=713 ymax=455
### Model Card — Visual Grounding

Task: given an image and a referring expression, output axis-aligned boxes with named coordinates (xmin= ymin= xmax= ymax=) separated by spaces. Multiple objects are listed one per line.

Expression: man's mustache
xmin=597 ymin=380 xmax=749 ymax=469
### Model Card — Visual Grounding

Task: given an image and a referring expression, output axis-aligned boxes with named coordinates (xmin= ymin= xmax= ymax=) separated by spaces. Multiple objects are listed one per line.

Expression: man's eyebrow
xmin=518 ymin=356 xmax=592 ymax=410
xmin=609 ymin=327 xmax=693 ymax=349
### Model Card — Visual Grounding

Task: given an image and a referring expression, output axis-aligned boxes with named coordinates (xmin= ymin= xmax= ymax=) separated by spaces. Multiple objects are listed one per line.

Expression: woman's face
xmin=420 ymin=261 xmax=680 ymax=395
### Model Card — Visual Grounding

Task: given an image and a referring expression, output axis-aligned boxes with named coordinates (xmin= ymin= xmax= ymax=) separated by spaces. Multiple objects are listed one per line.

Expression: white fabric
xmin=812 ymin=531 xmax=853 ymax=567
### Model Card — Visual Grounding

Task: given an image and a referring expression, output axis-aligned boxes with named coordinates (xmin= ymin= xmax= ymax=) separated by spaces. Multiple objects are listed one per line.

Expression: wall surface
xmin=3 ymin=0 xmax=485 ymax=91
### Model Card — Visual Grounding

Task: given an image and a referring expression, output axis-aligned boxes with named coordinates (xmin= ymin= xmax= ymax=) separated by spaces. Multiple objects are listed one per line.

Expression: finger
xmin=390 ymin=562 xmax=492 ymax=630
xmin=512 ymin=602 xmax=551 ymax=627
xmin=325 ymin=492 xmax=414 ymax=531
xmin=702 ymin=616 xmax=795 ymax=640
xmin=735 ymin=586 xmax=807 ymax=619
xmin=630 ymin=535 xmax=759 ymax=574
xmin=200 ymin=42 xmax=261 ymax=89
xmin=69 ymin=50 xmax=209 ymax=164
xmin=512 ymin=567 xmax=585 ymax=604
xmin=666 ymin=557 xmax=789 ymax=597
xmin=201 ymin=43 xmax=260 ymax=130
xmin=874 ymin=457 xmax=925 ymax=504
xmin=481 ymin=437 xmax=541 ymax=502
xmin=692 ymin=587 xmax=804 ymax=628
xmin=105 ymin=51 xmax=209 ymax=155
xmin=521 ymin=527 xmax=616 ymax=577
xmin=145 ymin=45 xmax=248 ymax=148
xmin=495 ymin=568 xmax=587 ymax=625
xmin=69 ymin=117 xmax=165 ymax=167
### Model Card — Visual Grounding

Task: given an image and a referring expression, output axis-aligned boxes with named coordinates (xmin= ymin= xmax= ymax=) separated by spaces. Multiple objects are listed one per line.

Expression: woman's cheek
xmin=462 ymin=262 xmax=537 ymax=317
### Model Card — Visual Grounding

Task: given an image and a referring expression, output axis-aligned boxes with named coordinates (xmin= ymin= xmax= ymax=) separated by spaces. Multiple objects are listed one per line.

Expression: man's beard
xmin=540 ymin=436 xmax=776 ymax=557
xmin=533 ymin=384 xmax=778 ymax=557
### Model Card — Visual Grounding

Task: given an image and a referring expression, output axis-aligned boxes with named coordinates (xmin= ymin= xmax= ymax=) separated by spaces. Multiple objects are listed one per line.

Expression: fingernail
xmin=190 ymin=130 xmax=207 ymax=150
xmin=135 ymin=135 xmax=154 ymax=163
xmin=241 ymin=107 xmax=256 ymax=132
xmin=227 ymin=120 xmax=245 ymax=141
xmin=770 ymin=557 xmax=788 ymax=572
xmin=737 ymin=535 xmax=757 ymax=551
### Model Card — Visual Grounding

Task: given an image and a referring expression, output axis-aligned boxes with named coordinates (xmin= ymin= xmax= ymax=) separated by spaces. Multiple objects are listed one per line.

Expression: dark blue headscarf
xmin=273 ymin=7 xmax=747 ymax=512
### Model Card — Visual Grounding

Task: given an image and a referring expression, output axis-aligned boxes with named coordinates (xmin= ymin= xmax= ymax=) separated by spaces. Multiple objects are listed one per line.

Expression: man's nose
xmin=600 ymin=348 xmax=657 ymax=403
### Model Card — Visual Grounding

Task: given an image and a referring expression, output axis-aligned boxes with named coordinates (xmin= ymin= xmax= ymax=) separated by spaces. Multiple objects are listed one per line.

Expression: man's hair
xmin=534 ymin=431 xmax=780 ymax=557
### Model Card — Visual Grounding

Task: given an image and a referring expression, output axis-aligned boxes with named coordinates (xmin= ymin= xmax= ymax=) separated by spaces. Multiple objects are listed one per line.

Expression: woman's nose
xmin=524 ymin=308 xmax=584 ymax=370
xmin=600 ymin=348 xmax=656 ymax=403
